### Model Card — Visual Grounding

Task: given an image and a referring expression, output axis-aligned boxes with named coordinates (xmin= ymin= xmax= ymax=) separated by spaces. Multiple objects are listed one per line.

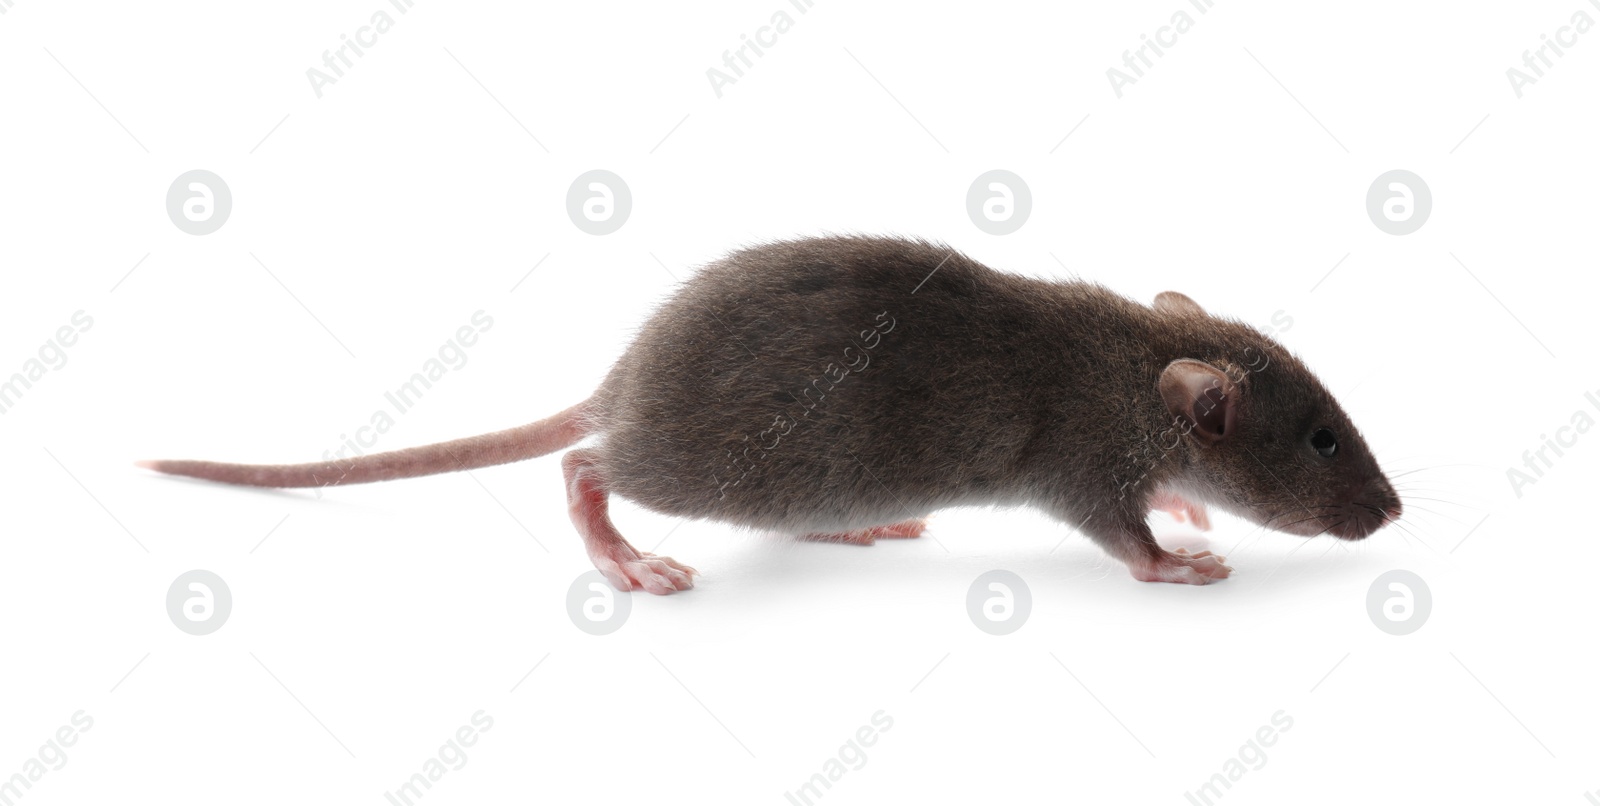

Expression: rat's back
xmin=590 ymin=235 xmax=1156 ymax=532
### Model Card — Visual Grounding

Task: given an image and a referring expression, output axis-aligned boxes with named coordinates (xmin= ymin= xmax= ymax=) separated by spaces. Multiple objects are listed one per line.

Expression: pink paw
xmin=595 ymin=553 xmax=697 ymax=595
xmin=1150 ymin=490 xmax=1212 ymax=531
xmin=800 ymin=517 xmax=928 ymax=546
xmin=1130 ymin=548 xmax=1233 ymax=585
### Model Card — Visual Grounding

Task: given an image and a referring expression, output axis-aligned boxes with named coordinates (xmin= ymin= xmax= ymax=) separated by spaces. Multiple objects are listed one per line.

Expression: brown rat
xmin=139 ymin=235 xmax=1402 ymax=593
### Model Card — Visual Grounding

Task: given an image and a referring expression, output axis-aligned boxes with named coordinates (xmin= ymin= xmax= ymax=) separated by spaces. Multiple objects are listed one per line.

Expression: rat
xmin=139 ymin=235 xmax=1402 ymax=593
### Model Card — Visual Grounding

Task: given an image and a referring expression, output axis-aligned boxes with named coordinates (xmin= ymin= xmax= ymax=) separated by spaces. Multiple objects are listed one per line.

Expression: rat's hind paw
xmin=1149 ymin=490 xmax=1212 ymax=531
xmin=565 ymin=448 xmax=696 ymax=595
xmin=799 ymin=517 xmax=928 ymax=546
xmin=597 ymin=553 xmax=697 ymax=595
xmin=1130 ymin=547 xmax=1233 ymax=585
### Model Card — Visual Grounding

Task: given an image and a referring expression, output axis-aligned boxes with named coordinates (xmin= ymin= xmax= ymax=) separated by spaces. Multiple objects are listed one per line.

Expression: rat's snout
xmin=1328 ymin=477 xmax=1402 ymax=540
xmin=1373 ymin=477 xmax=1402 ymax=523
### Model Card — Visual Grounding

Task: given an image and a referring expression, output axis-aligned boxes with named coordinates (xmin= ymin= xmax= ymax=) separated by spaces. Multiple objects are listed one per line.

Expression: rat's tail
xmin=137 ymin=401 xmax=592 ymax=489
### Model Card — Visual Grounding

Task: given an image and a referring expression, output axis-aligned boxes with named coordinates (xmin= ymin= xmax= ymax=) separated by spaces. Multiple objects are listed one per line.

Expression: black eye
xmin=1310 ymin=428 xmax=1338 ymax=458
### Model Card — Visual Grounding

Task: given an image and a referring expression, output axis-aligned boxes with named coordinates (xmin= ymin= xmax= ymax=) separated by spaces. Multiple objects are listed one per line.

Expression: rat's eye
xmin=1310 ymin=428 xmax=1338 ymax=458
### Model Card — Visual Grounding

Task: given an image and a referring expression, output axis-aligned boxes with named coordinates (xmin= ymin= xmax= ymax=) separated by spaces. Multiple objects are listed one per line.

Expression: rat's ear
xmin=1159 ymin=359 xmax=1236 ymax=445
xmin=1154 ymin=291 xmax=1206 ymax=317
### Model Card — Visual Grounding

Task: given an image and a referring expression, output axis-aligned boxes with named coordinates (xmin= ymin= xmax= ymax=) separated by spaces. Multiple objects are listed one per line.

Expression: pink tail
xmin=138 ymin=402 xmax=590 ymax=489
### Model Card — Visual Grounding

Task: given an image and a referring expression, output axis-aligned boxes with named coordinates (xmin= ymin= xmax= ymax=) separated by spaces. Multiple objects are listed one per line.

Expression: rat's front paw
xmin=1129 ymin=548 xmax=1233 ymax=585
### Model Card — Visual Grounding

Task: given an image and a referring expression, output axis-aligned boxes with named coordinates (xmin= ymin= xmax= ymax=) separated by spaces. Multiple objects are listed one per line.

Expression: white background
xmin=1 ymin=1 xmax=1595 ymax=803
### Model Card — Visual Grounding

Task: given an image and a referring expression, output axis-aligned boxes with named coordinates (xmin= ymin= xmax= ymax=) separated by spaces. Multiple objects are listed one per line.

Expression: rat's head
xmin=1152 ymin=293 xmax=1401 ymax=540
